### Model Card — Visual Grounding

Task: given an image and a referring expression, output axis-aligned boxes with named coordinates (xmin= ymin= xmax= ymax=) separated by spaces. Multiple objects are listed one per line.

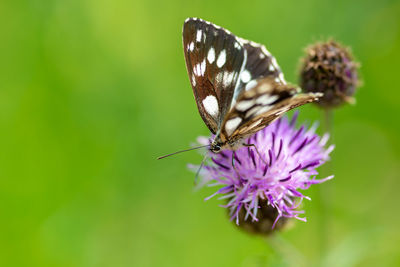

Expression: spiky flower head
xmin=299 ymin=40 xmax=360 ymax=108
xmin=190 ymin=113 xmax=334 ymax=234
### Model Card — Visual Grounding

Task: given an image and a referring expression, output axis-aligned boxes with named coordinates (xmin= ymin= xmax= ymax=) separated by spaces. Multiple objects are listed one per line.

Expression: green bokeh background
xmin=1 ymin=0 xmax=400 ymax=266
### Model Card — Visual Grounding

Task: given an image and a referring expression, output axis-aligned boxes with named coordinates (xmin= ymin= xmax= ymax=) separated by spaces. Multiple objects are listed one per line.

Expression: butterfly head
xmin=210 ymin=136 xmax=240 ymax=153
xmin=210 ymin=140 xmax=223 ymax=153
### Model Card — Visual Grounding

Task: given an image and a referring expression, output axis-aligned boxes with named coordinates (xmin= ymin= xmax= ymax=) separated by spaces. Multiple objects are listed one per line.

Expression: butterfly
xmin=182 ymin=17 xmax=322 ymax=154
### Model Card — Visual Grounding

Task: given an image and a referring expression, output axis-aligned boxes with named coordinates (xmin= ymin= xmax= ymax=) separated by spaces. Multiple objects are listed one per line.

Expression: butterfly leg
xmin=242 ymin=143 xmax=268 ymax=166
xmin=231 ymin=152 xmax=242 ymax=178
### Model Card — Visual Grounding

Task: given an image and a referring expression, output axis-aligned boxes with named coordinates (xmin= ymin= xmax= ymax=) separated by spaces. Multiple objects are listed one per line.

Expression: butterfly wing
xmin=219 ymin=77 xmax=322 ymax=142
xmin=183 ymin=18 xmax=246 ymax=134
xmin=232 ymin=39 xmax=286 ymax=104
xmin=183 ymin=17 xmax=299 ymax=139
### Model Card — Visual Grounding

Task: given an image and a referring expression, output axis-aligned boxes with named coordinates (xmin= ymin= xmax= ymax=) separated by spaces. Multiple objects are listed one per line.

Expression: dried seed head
xmin=299 ymin=40 xmax=360 ymax=108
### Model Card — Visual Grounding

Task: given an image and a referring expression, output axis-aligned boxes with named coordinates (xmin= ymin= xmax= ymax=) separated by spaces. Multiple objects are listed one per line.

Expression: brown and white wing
xmin=219 ymin=77 xmax=322 ymax=142
xmin=233 ymin=38 xmax=286 ymax=102
xmin=183 ymin=18 xmax=287 ymax=134
xmin=183 ymin=18 xmax=246 ymax=134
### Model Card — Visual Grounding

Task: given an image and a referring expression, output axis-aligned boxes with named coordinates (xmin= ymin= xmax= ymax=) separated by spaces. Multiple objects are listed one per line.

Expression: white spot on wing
xmin=196 ymin=30 xmax=202 ymax=42
xmin=240 ymin=70 xmax=251 ymax=83
xmin=234 ymin=42 xmax=241 ymax=49
xmin=217 ymin=49 xmax=226 ymax=68
xmin=261 ymin=46 xmax=271 ymax=56
xmin=279 ymin=72 xmax=285 ymax=82
xmin=245 ymin=80 xmax=258 ymax=90
xmin=245 ymin=106 xmax=262 ymax=118
xmin=223 ymin=72 xmax=234 ymax=87
xmin=192 ymin=74 xmax=196 ymax=86
xmin=238 ymin=37 xmax=248 ymax=44
xmin=269 ymin=64 xmax=275 ymax=72
xmin=200 ymin=59 xmax=206 ymax=76
xmin=207 ymin=47 xmax=215 ymax=63
xmin=188 ymin=42 xmax=194 ymax=52
xmin=255 ymin=94 xmax=279 ymax=105
xmin=202 ymin=95 xmax=219 ymax=118
xmin=245 ymin=99 xmax=276 ymax=118
xmin=254 ymin=106 xmax=272 ymax=116
xmin=225 ymin=117 xmax=242 ymax=136
xmin=235 ymin=99 xmax=254 ymax=111
xmin=271 ymin=57 xmax=279 ymax=68
xmin=215 ymin=72 xmax=223 ymax=83
xmin=193 ymin=60 xmax=206 ymax=77
xmin=193 ymin=64 xmax=199 ymax=76
xmin=249 ymin=41 xmax=260 ymax=47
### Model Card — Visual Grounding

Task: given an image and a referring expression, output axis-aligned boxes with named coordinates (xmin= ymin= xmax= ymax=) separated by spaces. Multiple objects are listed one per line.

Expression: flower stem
xmin=266 ymin=233 xmax=307 ymax=267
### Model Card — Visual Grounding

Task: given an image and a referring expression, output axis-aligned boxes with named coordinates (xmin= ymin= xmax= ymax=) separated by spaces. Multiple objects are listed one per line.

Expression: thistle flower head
xmin=299 ymin=40 xmax=360 ymax=108
xmin=190 ymin=113 xmax=334 ymax=232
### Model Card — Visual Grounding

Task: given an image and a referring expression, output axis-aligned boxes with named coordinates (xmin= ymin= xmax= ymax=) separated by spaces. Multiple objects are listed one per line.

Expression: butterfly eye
xmin=210 ymin=142 xmax=221 ymax=153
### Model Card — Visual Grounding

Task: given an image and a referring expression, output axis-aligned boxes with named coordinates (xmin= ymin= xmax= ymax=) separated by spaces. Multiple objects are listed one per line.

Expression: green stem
xmin=266 ymin=233 xmax=308 ymax=267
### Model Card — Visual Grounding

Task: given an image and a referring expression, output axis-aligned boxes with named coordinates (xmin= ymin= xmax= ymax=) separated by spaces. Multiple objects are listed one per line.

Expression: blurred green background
xmin=1 ymin=0 xmax=400 ymax=266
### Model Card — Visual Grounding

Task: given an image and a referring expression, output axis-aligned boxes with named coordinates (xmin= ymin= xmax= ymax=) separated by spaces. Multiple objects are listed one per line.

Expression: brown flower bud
xmin=234 ymin=199 xmax=290 ymax=235
xmin=299 ymin=40 xmax=360 ymax=108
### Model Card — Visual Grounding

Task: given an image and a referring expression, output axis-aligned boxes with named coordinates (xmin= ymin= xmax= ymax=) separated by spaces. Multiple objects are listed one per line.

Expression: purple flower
xmin=190 ymin=113 xmax=334 ymax=228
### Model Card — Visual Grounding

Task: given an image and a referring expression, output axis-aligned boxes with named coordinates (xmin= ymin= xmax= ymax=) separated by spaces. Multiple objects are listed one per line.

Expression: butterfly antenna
xmin=157 ymin=144 xmax=210 ymax=160
xmin=194 ymin=153 xmax=208 ymax=185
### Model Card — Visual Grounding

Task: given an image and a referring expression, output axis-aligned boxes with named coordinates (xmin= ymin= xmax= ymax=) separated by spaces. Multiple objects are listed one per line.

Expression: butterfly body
xmin=183 ymin=18 xmax=321 ymax=153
